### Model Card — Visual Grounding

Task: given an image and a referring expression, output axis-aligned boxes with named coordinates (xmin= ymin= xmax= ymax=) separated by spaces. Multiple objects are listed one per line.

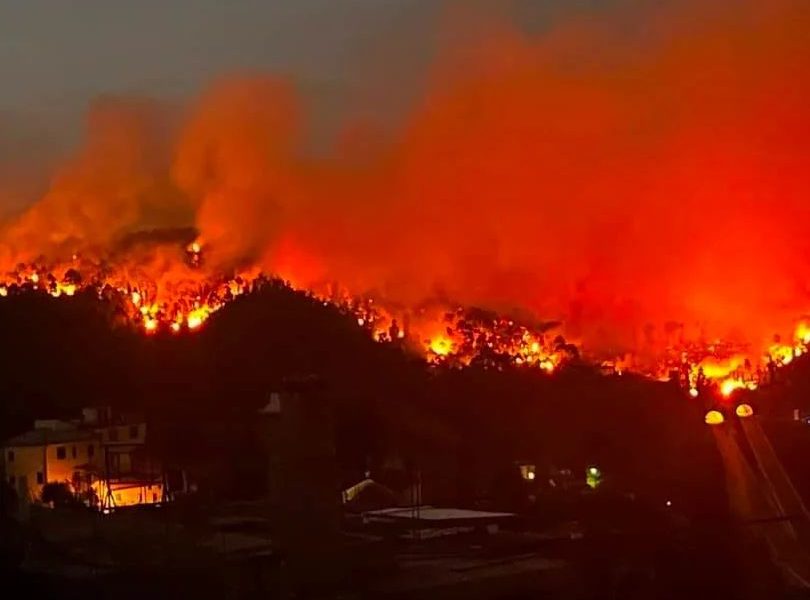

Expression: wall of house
xmin=45 ymin=440 xmax=100 ymax=488
xmin=4 ymin=445 xmax=46 ymax=501
xmin=4 ymin=439 xmax=102 ymax=502
xmin=93 ymin=480 xmax=163 ymax=508
xmin=100 ymin=423 xmax=146 ymax=445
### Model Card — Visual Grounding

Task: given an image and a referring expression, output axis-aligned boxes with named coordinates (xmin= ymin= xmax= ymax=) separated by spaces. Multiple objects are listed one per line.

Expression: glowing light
xmin=705 ymin=410 xmax=724 ymax=425
xmin=228 ymin=281 xmax=244 ymax=296
xmin=797 ymin=322 xmax=810 ymax=345
xmin=586 ymin=466 xmax=602 ymax=489
xmin=54 ymin=283 xmax=76 ymax=297
xmin=736 ymin=403 xmax=754 ymax=418
xmin=720 ymin=378 xmax=744 ymax=397
xmin=527 ymin=471 xmax=536 ymax=480
xmin=429 ymin=336 xmax=453 ymax=356
xmin=3 ymin=253 xmax=810 ymax=392
xmin=539 ymin=359 xmax=555 ymax=372
xmin=699 ymin=356 xmax=743 ymax=379
xmin=666 ymin=500 xmax=672 ymax=507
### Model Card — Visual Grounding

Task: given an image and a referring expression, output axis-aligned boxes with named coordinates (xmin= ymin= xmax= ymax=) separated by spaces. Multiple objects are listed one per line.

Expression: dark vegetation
xmin=40 ymin=482 xmax=78 ymax=508
xmin=6 ymin=284 xmax=810 ymax=596
xmin=0 ymin=283 xmax=727 ymax=512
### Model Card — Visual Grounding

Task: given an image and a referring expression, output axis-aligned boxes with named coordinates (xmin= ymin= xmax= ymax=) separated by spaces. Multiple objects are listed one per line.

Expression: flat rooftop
xmin=364 ymin=506 xmax=515 ymax=523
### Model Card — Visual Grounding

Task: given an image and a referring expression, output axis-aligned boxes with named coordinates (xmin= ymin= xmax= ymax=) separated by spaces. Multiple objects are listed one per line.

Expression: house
xmin=93 ymin=412 xmax=164 ymax=510
xmin=1 ymin=407 xmax=165 ymax=511
xmin=3 ymin=421 xmax=99 ymax=503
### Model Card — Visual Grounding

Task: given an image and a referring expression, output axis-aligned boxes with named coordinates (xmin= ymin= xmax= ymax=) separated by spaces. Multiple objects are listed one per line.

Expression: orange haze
xmin=2 ymin=0 xmax=810 ymax=368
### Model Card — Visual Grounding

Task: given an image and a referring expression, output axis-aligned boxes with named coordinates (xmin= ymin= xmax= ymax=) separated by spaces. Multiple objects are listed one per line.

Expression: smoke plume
xmin=2 ymin=0 xmax=810 ymax=357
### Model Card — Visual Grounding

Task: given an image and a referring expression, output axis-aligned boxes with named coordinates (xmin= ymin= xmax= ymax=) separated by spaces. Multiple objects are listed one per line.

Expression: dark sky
xmin=0 ymin=0 xmax=614 ymax=167
xmin=0 ymin=0 xmax=614 ymax=111
xmin=0 ymin=0 xmax=448 ymax=155
xmin=0 ymin=1 xmax=438 ymax=106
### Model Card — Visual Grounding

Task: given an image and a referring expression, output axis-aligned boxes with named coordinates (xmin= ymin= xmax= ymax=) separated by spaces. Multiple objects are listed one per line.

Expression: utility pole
xmin=263 ymin=376 xmax=341 ymax=596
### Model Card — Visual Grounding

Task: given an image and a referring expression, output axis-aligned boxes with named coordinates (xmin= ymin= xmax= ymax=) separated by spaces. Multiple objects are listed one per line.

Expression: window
xmin=129 ymin=424 xmax=139 ymax=439
xmin=56 ymin=446 xmax=66 ymax=460
xmin=71 ymin=446 xmax=77 ymax=459
xmin=7 ymin=450 xmax=14 ymax=463
xmin=87 ymin=444 xmax=95 ymax=458
xmin=108 ymin=428 xmax=119 ymax=442
xmin=36 ymin=472 xmax=44 ymax=484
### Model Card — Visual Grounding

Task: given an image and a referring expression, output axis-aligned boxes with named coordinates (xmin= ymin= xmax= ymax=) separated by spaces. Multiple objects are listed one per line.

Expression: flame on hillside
xmin=1 ymin=0 xmax=810 ymax=401
xmin=1 ymin=239 xmax=808 ymax=401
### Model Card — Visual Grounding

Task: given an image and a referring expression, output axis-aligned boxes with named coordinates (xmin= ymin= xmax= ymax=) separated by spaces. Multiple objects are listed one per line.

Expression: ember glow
xmin=1 ymin=239 xmax=809 ymax=398
xmin=1 ymin=1 xmax=810 ymax=397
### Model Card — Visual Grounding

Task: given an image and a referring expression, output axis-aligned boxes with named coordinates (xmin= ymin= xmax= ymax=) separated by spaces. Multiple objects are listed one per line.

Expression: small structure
xmin=261 ymin=379 xmax=342 ymax=593
xmin=3 ymin=423 xmax=98 ymax=503
xmin=92 ymin=412 xmax=165 ymax=510
xmin=1 ymin=407 xmax=166 ymax=511
xmin=517 ymin=462 xmax=537 ymax=481
xmin=363 ymin=506 xmax=515 ymax=539
xmin=342 ymin=478 xmax=397 ymax=512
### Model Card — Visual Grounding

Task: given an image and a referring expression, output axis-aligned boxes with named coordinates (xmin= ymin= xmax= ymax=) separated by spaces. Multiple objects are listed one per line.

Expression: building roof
xmin=365 ymin=506 xmax=515 ymax=521
xmin=3 ymin=428 xmax=97 ymax=447
xmin=363 ymin=506 xmax=515 ymax=527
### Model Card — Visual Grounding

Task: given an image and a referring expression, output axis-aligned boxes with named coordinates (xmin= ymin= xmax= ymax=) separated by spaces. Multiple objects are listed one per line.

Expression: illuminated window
xmin=36 ymin=472 xmax=44 ymax=484
xmin=519 ymin=464 xmax=537 ymax=481
xmin=56 ymin=446 xmax=66 ymax=460
xmin=7 ymin=450 xmax=13 ymax=462
xmin=129 ymin=425 xmax=139 ymax=439
xmin=88 ymin=444 xmax=95 ymax=458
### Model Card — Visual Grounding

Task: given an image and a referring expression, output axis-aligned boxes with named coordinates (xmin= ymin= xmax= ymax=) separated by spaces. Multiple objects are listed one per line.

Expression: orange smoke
xmin=1 ymin=0 xmax=810 ymax=372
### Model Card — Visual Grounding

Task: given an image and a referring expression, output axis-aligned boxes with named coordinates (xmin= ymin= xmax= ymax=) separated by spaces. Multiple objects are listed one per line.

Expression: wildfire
xmin=0 ymin=239 xmax=809 ymax=400
xmin=429 ymin=336 xmax=453 ymax=357
xmin=720 ymin=378 xmax=745 ymax=398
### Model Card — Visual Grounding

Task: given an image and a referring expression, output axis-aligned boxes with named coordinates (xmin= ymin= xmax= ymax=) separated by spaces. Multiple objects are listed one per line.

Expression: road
xmin=713 ymin=417 xmax=810 ymax=588
xmin=739 ymin=417 xmax=810 ymax=529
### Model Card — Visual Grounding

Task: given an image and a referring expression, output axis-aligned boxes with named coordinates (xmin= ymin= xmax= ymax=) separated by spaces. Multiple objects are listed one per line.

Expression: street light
xmin=705 ymin=410 xmax=724 ymax=425
xmin=736 ymin=403 xmax=754 ymax=418
xmin=586 ymin=465 xmax=602 ymax=489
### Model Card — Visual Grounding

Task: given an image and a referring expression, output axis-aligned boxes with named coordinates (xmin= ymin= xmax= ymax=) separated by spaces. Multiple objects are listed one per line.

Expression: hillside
xmin=0 ymin=285 xmax=728 ymax=514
